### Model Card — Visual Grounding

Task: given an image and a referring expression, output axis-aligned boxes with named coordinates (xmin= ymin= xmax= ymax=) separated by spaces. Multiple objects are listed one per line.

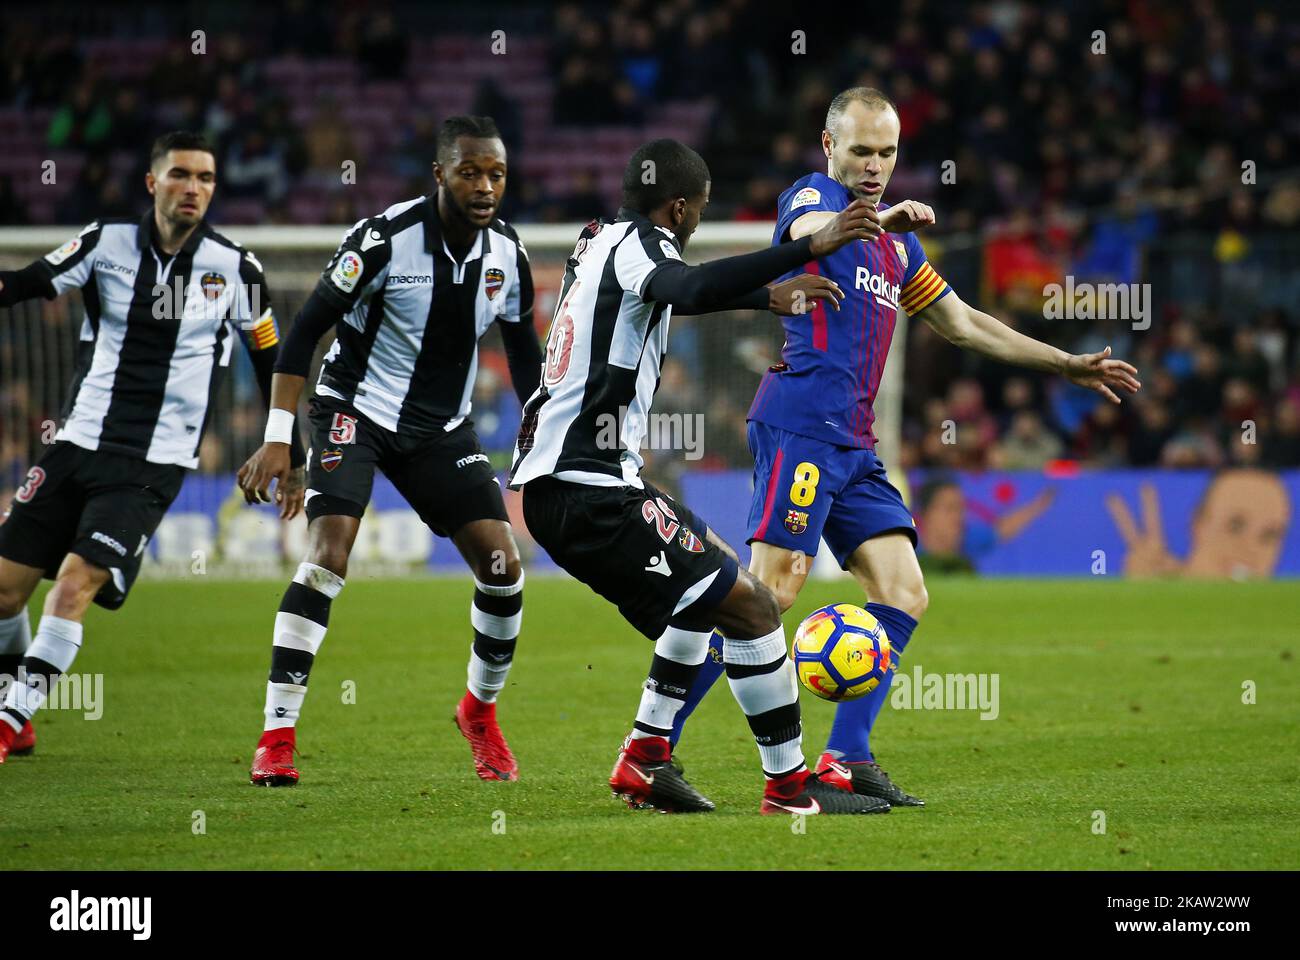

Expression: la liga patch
xmin=44 ymin=237 xmax=82 ymax=266
xmin=330 ymin=251 xmax=364 ymax=293
xmin=789 ymin=187 xmax=821 ymax=211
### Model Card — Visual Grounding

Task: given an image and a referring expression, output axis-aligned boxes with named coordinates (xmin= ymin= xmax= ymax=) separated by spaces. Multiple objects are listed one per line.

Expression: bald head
xmin=825 ymin=87 xmax=899 ymax=142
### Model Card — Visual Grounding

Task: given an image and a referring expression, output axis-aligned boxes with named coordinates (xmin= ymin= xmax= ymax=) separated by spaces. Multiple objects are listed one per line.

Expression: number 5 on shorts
xmin=789 ymin=461 xmax=820 ymax=507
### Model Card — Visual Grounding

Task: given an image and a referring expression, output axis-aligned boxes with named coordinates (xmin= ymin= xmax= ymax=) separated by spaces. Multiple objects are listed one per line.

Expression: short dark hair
xmin=150 ymin=131 xmax=214 ymax=168
xmin=825 ymin=86 xmax=899 ymax=140
xmin=436 ymin=115 xmax=502 ymax=163
xmin=621 ymin=138 xmax=710 ymax=214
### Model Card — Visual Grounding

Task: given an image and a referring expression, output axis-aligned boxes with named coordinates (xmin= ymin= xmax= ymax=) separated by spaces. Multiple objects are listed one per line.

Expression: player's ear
xmin=145 ymin=171 xmax=156 ymax=196
xmin=670 ymin=197 xmax=687 ymax=226
xmin=431 ymin=161 xmax=444 ymax=188
xmin=821 ymin=130 xmax=833 ymax=160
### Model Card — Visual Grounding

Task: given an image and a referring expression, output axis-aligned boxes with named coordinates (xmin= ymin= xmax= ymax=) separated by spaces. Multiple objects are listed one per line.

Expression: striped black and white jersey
xmin=34 ymin=213 xmax=279 ymax=469
xmin=312 ymin=196 xmax=533 ymax=436
xmin=510 ymin=210 xmax=683 ymax=490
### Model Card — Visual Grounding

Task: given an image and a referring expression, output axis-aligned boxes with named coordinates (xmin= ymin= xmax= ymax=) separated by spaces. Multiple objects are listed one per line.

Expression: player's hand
xmin=236 ymin=442 xmax=298 ymax=518
xmin=878 ymin=200 xmax=936 ymax=233
xmin=767 ymin=274 xmax=844 ymax=315
xmin=278 ymin=466 xmax=306 ymax=520
xmin=809 ymin=198 xmax=882 ymax=255
xmin=1062 ymin=346 xmax=1141 ymax=404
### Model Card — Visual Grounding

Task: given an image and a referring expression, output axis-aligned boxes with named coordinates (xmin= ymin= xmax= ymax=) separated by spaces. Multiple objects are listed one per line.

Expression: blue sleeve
xmin=901 ymin=232 xmax=931 ymax=287
xmin=775 ymin=181 xmax=839 ymax=243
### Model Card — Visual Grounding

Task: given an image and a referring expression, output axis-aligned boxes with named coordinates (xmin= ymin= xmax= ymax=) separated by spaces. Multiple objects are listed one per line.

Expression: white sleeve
xmin=41 ymin=221 xmax=103 ymax=296
xmin=613 ymin=224 xmax=681 ymax=299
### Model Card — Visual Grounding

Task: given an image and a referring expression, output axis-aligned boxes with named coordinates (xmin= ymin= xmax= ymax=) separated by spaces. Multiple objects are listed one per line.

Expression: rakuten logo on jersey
xmin=853 ymin=267 xmax=900 ymax=311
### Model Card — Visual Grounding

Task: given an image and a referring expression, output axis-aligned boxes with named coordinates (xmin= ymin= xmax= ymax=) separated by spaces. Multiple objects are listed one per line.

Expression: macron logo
xmin=50 ymin=890 xmax=151 ymax=940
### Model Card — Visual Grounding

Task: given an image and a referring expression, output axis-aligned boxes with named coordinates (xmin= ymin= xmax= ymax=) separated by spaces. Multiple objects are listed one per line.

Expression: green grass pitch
xmin=3 ymin=576 xmax=1297 ymax=870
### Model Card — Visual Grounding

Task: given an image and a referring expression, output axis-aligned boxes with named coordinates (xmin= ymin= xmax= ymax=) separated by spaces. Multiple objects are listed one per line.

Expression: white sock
xmin=630 ymin=625 xmax=710 ymax=740
xmin=466 ymin=573 xmax=523 ymax=704
xmin=0 ymin=609 xmax=32 ymax=703
xmin=263 ymin=562 xmax=341 ymax=731
xmin=724 ymin=625 xmax=805 ymax=777
xmin=1 ymin=615 xmax=83 ymax=731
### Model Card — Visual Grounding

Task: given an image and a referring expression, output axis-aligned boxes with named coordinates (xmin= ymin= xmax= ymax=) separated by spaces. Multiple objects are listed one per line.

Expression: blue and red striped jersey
xmin=747 ymin=172 xmax=952 ymax=449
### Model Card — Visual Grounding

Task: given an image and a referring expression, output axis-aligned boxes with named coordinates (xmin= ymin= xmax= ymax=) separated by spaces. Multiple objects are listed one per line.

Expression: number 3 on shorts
xmin=789 ymin=461 xmax=820 ymax=507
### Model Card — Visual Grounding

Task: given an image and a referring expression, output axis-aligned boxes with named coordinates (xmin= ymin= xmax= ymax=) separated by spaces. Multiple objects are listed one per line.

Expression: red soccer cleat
xmin=609 ymin=735 xmax=714 ymax=813
xmin=10 ymin=721 xmax=35 ymax=756
xmin=815 ymin=751 xmax=925 ymax=807
xmin=455 ymin=692 xmax=518 ymax=782
xmin=760 ymin=767 xmax=891 ymax=815
xmin=250 ymin=727 xmax=299 ymax=786
xmin=0 ymin=720 xmax=31 ymax=764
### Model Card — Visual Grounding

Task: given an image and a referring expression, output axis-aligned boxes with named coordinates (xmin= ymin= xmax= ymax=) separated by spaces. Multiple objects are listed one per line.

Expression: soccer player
xmin=511 ymin=138 xmax=891 ymax=815
xmin=238 ymin=116 xmax=540 ymax=786
xmin=668 ymin=87 xmax=1142 ymax=806
xmin=665 ymin=85 xmax=1144 ymax=806
xmin=0 ymin=131 xmax=304 ymax=763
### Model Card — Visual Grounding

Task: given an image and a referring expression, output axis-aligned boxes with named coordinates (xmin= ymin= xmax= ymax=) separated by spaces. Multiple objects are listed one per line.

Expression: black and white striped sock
xmin=0 ymin=609 xmax=32 ymax=706
xmin=724 ymin=625 xmax=806 ymax=777
xmin=466 ymin=573 xmax=523 ymax=704
xmin=631 ymin=626 xmax=711 ymax=741
xmin=0 ymin=615 xmax=81 ymax=734
xmin=263 ymin=562 xmax=343 ymax=731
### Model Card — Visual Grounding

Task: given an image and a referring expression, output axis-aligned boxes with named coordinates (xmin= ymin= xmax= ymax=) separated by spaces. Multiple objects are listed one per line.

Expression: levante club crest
xmin=784 ymin=510 xmax=809 ymax=535
xmin=679 ymin=527 xmax=704 ymax=553
xmin=200 ymin=272 xmax=226 ymax=300
xmin=484 ymin=267 xmax=505 ymax=299
xmin=320 ymin=449 xmax=344 ymax=472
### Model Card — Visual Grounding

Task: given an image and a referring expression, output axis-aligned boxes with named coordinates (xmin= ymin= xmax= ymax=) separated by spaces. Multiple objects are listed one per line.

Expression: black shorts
xmin=521 ymin=476 xmax=739 ymax=640
xmin=305 ymin=396 xmax=507 ymax=537
xmin=0 ymin=441 xmax=185 ymax=610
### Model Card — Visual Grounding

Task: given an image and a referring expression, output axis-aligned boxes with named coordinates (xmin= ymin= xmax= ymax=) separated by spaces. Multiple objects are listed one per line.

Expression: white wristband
xmin=264 ymin=408 xmax=295 ymax=445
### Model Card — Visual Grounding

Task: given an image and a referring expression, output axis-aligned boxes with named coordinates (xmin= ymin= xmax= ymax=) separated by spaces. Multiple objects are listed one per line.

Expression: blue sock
xmin=669 ymin=632 xmax=727 ymax=748
xmin=825 ymin=603 xmax=917 ymax=764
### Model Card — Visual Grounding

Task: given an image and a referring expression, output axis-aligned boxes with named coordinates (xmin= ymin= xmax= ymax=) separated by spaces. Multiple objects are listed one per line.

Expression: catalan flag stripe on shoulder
xmin=248 ymin=309 xmax=279 ymax=350
xmin=899 ymin=262 xmax=950 ymax=314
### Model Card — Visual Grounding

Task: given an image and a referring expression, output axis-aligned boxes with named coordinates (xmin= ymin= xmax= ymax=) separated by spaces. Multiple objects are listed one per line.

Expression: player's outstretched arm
xmin=642 ymin=199 xmax=879 ymax=314
xmin=236 ymin=289 xmax=341 ymax=515
xmin=916 ymin=290 xmax=1142 ymax=403
xmin=0 ymin=223 xmax=103 ymax=307
xmin=0 ymin=264 xmax=56 ymax=307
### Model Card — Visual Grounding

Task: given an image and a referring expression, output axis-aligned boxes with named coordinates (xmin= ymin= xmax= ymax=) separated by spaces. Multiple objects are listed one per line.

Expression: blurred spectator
xmin=0 ymin=176 xmax=29 ymax=224
xmin=994 ymin=410 xmax=1063 ymax=469
xmin=47 ymin=80 xmax=111 ymax=150
xmin=56 ymin=157 xmax=134 ymax=222
xmin=302 ymin=100 xmax=355 ymax=185
xmin=357 ymin=12 xmax=409 ymax=82
xmin=223 ymin=123 xmax=290 ymax=202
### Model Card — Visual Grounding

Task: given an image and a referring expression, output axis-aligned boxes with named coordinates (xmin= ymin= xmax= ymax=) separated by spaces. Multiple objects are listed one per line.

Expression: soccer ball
xmin=791 ymin=603 xmax=892 ymax=702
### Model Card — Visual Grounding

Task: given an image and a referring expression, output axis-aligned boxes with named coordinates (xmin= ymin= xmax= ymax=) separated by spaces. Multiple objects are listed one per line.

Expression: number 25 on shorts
xmin=789 ymin=461 xmax=820 ymax=506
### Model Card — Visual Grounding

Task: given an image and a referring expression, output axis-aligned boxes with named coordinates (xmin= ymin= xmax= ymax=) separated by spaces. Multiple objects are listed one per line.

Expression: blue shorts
xmin=745 ymin=422 xmax=916 ymax=569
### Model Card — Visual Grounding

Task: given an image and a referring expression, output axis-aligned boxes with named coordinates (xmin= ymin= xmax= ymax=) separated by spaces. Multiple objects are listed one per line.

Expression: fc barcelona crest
xmin=201 ymin=271 xmax=227 ymax=300
xmin=484 ymin=267 xmax=505 ymax=299
xmin=784 ymin=509 xmax=809 ymax=535
xmin=320 ymin=448 xmax=344 ymax=472
xmin=893 ymin=240 xmax=908 ymax=270
xmin=679 ymin=527 xmax=704 ymax=553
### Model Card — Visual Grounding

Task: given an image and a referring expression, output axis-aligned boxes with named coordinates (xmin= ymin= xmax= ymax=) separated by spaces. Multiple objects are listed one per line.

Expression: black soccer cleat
xmin=610 ymin=740 xmax=715 ymax=813
xmin=762 ymin=770 xmax=891 ymax=815
xmin=817 ymin=753 xmax=925 ymax=807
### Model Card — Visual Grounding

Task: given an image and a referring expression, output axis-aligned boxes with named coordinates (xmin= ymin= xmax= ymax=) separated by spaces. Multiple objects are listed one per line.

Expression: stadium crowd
xmin=1 ymin=0 xmax=1297 ymax=475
